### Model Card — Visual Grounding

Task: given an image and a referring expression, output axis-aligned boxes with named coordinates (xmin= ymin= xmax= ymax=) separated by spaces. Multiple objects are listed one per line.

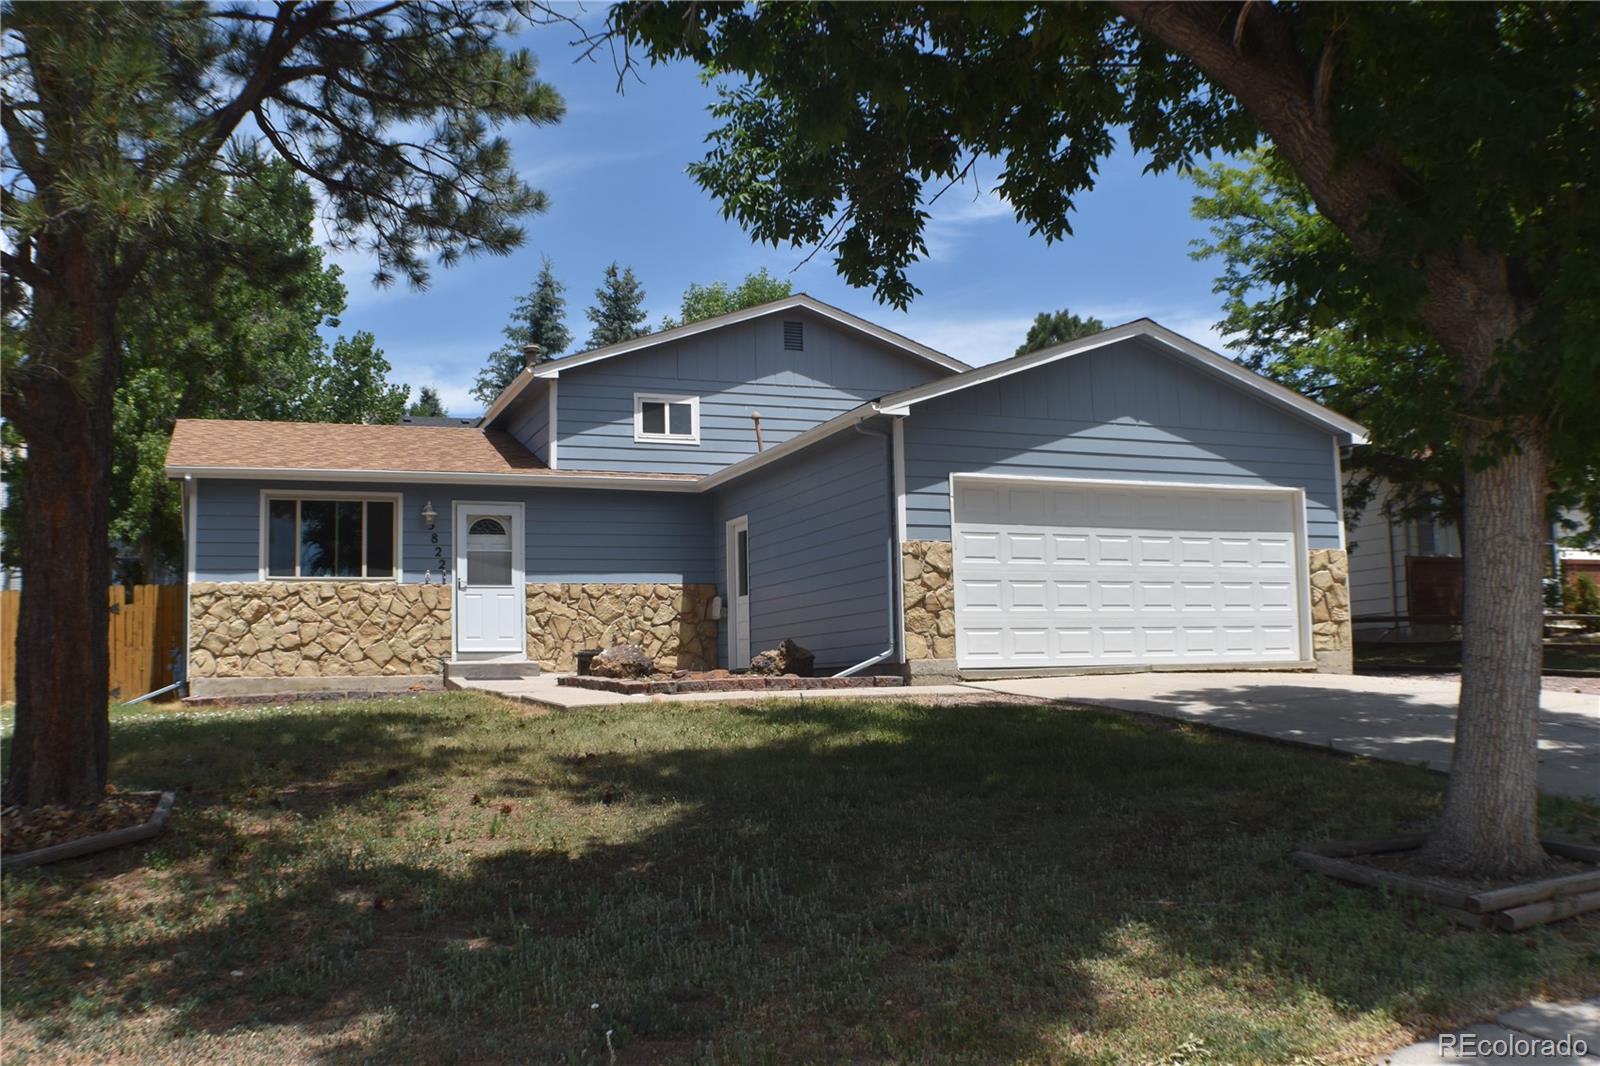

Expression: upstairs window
xmin=783 ymin=320 xmax=804 ymax=350
xmin=634 ymin=393 xmax=700 ymax=445
xmin=264 ymin=494 xmax=398 ymax=579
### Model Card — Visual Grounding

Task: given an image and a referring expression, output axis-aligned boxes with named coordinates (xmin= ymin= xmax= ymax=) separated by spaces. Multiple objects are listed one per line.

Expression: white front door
xmin=454 ymin=503 xmax=525 ymax=655
xmin=952 ymin=477 xmax=1307 ymax=669
xmin=726 ymin=515 xmax=751 ymax=668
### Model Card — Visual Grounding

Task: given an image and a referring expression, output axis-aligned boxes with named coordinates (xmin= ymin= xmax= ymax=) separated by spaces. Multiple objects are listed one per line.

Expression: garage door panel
xmin=953 ymin=480 xmax=1304 ymax=668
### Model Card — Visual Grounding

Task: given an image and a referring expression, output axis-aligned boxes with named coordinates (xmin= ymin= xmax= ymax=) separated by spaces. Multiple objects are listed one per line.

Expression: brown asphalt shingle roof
xmin=164 ymin=419 xmax=697 ymax=481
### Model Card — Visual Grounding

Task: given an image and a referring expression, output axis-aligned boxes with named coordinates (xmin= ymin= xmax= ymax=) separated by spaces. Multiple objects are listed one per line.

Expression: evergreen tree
xmin=584 ymin=263 xmax=650 ymax=349
xmin=409 ymin=387 xmax=447 ymax=418
xmin=474 ymin=257 xmax=571 ymax=405
xmin=1 ymin=1 xmax=563 ymax=808
xmin=1015 ymin=309 xmax=1106 ymax=356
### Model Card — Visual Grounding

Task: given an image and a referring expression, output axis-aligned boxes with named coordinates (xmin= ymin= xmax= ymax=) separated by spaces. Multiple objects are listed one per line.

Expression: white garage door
xmin=953 ymin=478 xmax=1306 ymax=669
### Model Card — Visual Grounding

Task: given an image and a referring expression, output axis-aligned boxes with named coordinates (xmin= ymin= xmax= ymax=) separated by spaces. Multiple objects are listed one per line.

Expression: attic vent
xmin=783 ymin=320 xmax=804 ymax=351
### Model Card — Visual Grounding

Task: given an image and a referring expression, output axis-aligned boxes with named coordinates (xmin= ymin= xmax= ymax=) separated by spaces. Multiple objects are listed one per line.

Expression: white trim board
xmin=547 ymin=378 xmax=559 ymax=469
xmin=169 ymin=466 xmax=700 ymax=492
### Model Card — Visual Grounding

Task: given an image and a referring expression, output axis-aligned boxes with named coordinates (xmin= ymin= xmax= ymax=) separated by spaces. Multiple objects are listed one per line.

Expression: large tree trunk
xmin=1417 ymin=257 xmax=1549 ymax=878
xmin=1420 ymin=421 xmax=1549 ymax=876
xmin=3 ymin=296 xmax=118 ymax=809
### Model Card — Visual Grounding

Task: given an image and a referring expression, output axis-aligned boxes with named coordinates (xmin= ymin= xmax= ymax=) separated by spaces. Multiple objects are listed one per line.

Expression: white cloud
xmin=889 ymin=310 xmax=1035 ymax=367
xmin=921 ymin=183 xmax=1015 ymax=261
xmin=377 ymin=340 xmax=491 ymax=417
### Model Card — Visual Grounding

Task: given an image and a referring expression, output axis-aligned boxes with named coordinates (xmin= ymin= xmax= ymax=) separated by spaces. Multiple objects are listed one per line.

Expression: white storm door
xmin=953 ymin=477 xmax=1306 ymax=669
xmin=726 ymin=515 xmax=751 ymax=668
xmin=454 ymin=504 xmax=525 ymax=654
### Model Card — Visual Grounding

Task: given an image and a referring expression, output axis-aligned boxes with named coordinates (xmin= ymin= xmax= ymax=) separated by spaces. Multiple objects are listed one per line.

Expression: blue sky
xmin=325 ymin=16 xmax=1236 ymax=416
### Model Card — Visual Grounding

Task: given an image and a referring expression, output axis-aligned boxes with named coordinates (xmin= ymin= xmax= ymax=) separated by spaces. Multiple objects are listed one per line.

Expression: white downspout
xmin=835 ymin=414 xmax=899 ymax=677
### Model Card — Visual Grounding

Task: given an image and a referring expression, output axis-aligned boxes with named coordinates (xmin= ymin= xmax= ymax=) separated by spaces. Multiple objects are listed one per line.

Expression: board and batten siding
xmin=191 ymin=479 xmax=713 ymax=585
xmin=555 ymin=310 xmax=943 ymax=475
xmin=902 ymin=337 xmax=1346 ymax=548
xmin=710 ymin=428 xmax=896 ymax=669
xmin=501 ymin=380 xmax=552 ymax=464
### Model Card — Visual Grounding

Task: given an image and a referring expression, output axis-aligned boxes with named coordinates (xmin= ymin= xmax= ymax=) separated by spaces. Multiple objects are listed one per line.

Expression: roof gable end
xmin=482 ymin=293 xmax=968 ymax=426
xmin=877 ymin=318 xmax=1368 ymax=444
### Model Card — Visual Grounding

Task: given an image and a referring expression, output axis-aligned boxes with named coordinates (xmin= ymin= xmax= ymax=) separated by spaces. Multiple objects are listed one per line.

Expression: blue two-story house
xmin=166 ymin=294 xmax=1366 ymax=697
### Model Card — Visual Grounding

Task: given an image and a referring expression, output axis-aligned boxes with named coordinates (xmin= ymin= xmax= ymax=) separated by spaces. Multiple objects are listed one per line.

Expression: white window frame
xmin=633 ymin=393 xmax=701 ymax=445
xmin=258 ymin=489 xmax=404 ymax=582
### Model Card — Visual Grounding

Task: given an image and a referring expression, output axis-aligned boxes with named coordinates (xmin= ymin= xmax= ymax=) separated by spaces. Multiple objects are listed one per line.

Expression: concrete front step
xmin=443 ymin=659 xmax=542 ymax=682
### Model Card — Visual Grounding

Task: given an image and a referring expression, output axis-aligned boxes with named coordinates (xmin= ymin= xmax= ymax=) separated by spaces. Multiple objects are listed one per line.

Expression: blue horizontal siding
xmin=502 ymin=382 xmax=551 ymax=464
xmin=710 ymin=429 xmax=895 ymax=669
xmin=556 ymin=311 xmax=942 ymax=474
xmin=902 ymin=337 xmax=1344 ymax=548
xmin=192 ymin=479 xmax=713 ymax=585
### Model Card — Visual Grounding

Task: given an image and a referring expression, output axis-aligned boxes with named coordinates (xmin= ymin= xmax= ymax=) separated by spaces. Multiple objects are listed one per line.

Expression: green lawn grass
xmin=4 ymin=693 xmax=1598 ymax=1064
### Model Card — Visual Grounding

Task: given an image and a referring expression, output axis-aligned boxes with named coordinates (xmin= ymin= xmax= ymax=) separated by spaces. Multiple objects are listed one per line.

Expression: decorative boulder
xmin=590 ymin=644 xmax=655 ymax=679
xmin=747 ymin=638 xmax=816 ymax=677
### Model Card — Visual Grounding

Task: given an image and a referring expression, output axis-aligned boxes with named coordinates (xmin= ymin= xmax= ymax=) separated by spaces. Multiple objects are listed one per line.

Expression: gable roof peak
xmin=480 ymin=291 xmax=967 ymax=427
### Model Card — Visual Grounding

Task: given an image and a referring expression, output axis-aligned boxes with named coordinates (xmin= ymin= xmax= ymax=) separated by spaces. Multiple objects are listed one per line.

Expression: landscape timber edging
xmin=559 ymin=675 xmax=904 ymax=695
xmin=1291 ymin=833 xmax=1600 ymax=931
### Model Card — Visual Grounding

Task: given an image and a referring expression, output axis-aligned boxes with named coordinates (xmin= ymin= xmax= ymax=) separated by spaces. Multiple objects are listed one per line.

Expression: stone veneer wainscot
xmin=526 ymin=583 xmax=717 ymax=671
xmin=189 ymin=582 xmax=451 ymax=679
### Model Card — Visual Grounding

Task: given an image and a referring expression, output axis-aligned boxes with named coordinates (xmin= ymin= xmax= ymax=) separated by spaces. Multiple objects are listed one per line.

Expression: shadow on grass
xmin=4 ymin=694 xmax=1599 ymax=1063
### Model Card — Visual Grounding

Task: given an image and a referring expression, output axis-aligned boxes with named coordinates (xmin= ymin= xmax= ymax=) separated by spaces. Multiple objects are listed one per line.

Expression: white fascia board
xmin=878 ymin=319 xmax=1369 ymax=445
xmin=481 ymin=368 xmax=541 ymax=429
xmin=697 ymin=401 xmax=882 ymax=491
xmin=165 ymin=465 xmax=701 ymax=493
xmin=529 ymin=294 xmax=968 ymax=380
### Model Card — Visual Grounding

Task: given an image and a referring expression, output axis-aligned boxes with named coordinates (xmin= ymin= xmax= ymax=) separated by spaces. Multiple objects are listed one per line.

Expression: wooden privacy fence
xmin=1 ymin=585 xmax=186 ymax=703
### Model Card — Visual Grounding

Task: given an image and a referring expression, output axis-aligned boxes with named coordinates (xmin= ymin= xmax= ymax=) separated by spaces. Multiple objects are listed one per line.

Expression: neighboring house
xmin=165 ymin=294 xmax=1366 ymax=697
xmin=1346 ymin=481 xmax=1464 ymax=633
xmin=1349 ymin=482 xmax=1598 ymax=634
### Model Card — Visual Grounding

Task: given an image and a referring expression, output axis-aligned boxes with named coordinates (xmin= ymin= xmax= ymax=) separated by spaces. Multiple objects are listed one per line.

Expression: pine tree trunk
xmin=3 ymin=302 xmax=117 ymax=809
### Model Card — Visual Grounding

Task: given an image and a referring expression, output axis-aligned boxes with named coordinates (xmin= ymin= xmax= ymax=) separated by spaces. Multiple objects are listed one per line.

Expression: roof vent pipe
xmin=522 ymin=343 xmax=543 ymax=368
xmin=750 ymin=410 xmax=764 ymax=451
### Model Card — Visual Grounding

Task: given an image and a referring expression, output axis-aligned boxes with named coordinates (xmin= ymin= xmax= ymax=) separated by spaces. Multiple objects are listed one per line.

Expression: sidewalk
xmin=1380 ymin=998 xmax=1599 ymax=1064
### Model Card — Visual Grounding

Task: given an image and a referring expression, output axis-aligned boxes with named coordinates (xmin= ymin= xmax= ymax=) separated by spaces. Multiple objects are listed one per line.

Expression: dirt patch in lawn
xmin=2 ymin=788 xmax=163 ymax=855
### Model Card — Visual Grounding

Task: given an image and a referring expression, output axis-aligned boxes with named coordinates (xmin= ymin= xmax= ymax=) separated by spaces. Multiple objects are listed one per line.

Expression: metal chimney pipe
xmin=750 ymin=410 xmax=764 ymax=451
xmin=522 ymin=343 xmax=543 ymax=368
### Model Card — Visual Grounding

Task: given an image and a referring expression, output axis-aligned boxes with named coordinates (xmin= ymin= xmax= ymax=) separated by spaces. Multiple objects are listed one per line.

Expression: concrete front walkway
xmin=965 ymin=672 xmax=1600 ymax=800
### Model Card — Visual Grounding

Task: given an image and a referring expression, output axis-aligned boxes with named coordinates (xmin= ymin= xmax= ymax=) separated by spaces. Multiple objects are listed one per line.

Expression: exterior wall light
xmin=421 ymin=501 xmax=437 ymax=528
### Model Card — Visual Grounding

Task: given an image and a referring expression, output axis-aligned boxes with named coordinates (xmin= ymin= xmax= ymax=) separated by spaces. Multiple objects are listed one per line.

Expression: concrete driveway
xmin=964 ymin=672 xmax=1600 ymax=800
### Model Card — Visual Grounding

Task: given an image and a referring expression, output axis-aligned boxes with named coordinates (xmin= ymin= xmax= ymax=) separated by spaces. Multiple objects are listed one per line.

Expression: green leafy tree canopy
xmin=663 ymin=267 xmax=793 ymax=330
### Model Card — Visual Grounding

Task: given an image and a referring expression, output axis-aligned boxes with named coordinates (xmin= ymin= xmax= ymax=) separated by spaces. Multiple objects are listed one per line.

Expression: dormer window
xmin=634 ymin=393 xmax=700 ymax=445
